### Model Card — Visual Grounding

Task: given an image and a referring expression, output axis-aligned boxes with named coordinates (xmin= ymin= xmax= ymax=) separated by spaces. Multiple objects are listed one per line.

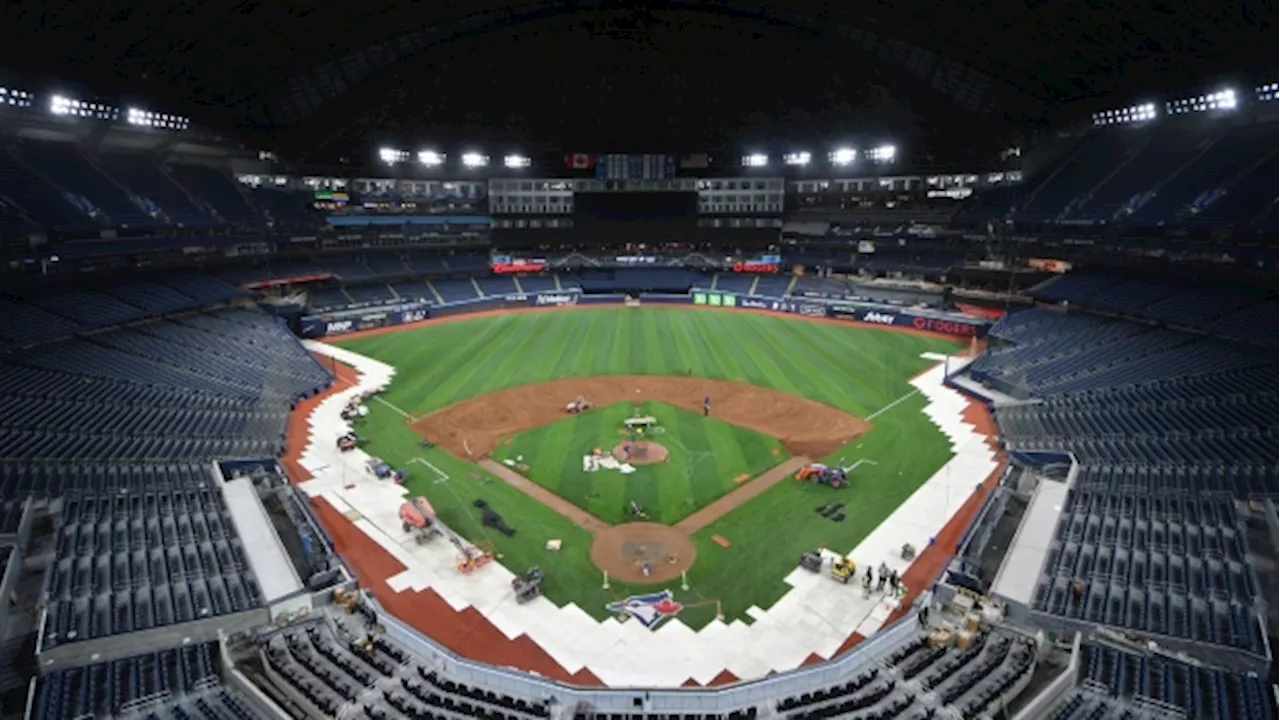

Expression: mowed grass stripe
xmin=772 ymin=320 xmax=902 ymax=413
xmin=534 ymin=312 xmax=590 ymax=382
xmin=369 ymin=315 xmax=513 ymax=406
xmin=730 ymin=314 xmax=810 ymax=397
xmin=666 ymin=310 xmax=705 ymax=375
xmin=437 ymin=318 xmax=546 ymax=408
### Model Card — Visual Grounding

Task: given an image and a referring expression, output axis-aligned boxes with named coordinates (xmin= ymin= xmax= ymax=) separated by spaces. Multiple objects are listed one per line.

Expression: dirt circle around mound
xmin=590 ymin=522 xmax=697 ymax=585
xmin=612 ymin=441 xmax=669 ymax=465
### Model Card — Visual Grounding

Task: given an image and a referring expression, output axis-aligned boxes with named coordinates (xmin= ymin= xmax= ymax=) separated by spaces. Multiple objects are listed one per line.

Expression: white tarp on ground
xmin=580 ymin=454 xmax=636 ymax=474
xmin=301 ymin=340 xmax=999 ymax=686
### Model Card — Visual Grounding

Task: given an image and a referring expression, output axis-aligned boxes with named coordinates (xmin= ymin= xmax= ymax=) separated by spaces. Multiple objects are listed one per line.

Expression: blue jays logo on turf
xmin=606 ymin=590 xmax=684 ymax=628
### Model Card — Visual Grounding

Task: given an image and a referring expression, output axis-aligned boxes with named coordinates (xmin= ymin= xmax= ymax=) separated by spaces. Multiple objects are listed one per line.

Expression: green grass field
xmin=493 ymin=401 xmax=788 ymax=525
xmin=335 ymin=308 xmax=960 ymax=626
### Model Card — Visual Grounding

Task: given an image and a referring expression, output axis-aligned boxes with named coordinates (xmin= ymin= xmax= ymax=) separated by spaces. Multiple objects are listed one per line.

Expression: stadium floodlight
xmin=783 ymin=151 xmax=811 ymax=166
xmin=1092 ymin=102 xmax=1158 ymax=126
xmin=829 ymin=147 xmax=857 ymax=166
xmin=741 ymin=153 xmax=768 ymax=168
xmin=417 ymin=150 xmax=445 ymax=167
xmin=461 ymin=152 xmax=489 ymax=168
xmin=503 ymin=154 xmax=531 ymax=169
xmin=868 ymin=145 xmax=897 ymax=162
xmin=0 ymin=87 xmax=32 ymax=108
xmin=125 ymin=107 xmax=190 ymax=130
xmin=378 ymin=147 xmax=400 ymax=164
xmin=1256 ymin=83 xmax=1279 ymax=101
xmin=1167 ymin=89 xmax=1238 ymax=115
xmin=49 ymin=94 xmax=72 ymax=115
xmin=48 ymin=94 xmax=118 ymax=121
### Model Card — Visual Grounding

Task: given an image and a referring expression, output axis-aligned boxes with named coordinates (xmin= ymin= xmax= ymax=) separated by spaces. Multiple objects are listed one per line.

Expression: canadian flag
xmin=564 ymin=153 xmax=594 ymax=169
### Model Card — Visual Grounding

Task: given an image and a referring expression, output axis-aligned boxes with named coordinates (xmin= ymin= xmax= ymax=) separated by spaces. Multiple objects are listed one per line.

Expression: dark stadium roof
xmin=4 ymin=0 xmax=1274 ymax=160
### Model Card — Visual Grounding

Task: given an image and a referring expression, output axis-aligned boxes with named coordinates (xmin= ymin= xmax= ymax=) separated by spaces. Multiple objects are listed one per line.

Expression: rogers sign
xmin=492 ymin=262 xmax=547 ymax=274
xmin=912 ymin=316 xmax=979 ymax=337
xmin=732 ymin=261 xmax=779 ymax=274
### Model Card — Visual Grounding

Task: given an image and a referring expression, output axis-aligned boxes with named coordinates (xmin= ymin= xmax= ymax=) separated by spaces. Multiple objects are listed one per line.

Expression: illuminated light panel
xmin=867 ymin=145 xmax=897 ymax=162
xmin=1091 ymin=102 xmax=1157 ymax=126
xmin=49 ymin=94 xmax=118 ymax=120
xmin=1166 ymin=89 xmax=1237 ymax=114
xmin=379 ymin=148 xmax=410 ymax=164
xmin=829 ymin=148 xmax=857 ymax=166
xmin=417 ymin=150 xmax=445 ymax=167
xmin=0 ymin=87 xmax=33 ymax=108
xmin=503 ymin=154 xmax=531 ymax=169
xmin=461 ymin=152 xmax=489 ymax=168
xmin=125 ymin=107 xmax=189 ymax=130
xmin=783 ymin=151 xmax=811 ymax=166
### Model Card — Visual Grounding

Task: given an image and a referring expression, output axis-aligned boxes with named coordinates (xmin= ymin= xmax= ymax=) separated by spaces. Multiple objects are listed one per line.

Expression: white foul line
xmin=866 ymin=388 xmax=921 ymax=422
xmin=408 ymin=457 xmax=450 ymax=484
xmin=373 ymin=395 xmax=412 ymax=419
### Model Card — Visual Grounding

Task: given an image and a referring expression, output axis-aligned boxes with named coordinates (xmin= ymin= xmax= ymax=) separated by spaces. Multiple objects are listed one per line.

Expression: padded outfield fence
xmin=299 ymin=288 xmax=991 ymax=339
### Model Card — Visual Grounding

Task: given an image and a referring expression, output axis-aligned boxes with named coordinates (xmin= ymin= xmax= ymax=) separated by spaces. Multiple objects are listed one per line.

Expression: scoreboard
xmin=595 ymin=154 xmax=677 ymax=181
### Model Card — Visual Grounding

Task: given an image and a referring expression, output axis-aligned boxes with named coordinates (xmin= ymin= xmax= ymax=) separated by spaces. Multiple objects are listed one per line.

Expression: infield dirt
xmin=410 ymin=376 xmax=871 ymax=460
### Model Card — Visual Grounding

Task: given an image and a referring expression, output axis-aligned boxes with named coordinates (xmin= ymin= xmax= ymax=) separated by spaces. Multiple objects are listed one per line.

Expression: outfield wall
xmin=300 ymin=289 xmax=990 ymax=339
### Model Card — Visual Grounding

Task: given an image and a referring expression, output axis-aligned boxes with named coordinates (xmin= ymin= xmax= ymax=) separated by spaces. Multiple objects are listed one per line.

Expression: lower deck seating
xmin=1060 ymin=644 xmax=1278 ymax=720
xmin=40 ymin=482 xmax=266 ymax=650
xmin=32 ymin=642 xmax=254 ymax=719
xmin=262 ymin=617 xmax=552 ymax=720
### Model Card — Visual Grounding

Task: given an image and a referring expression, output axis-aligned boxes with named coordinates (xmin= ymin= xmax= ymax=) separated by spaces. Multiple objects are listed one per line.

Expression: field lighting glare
xmin=830 ymin=148 xmax=856 ymax=165
xmin=742 ymin=153 xmax=768 ymax=168
xmin=503 ymin=154 xmax=531 ymax=169
xmin=461 ymin=152 xmax=489 ymax=168
xmin=418 ymin=150 xmax=445 ymax=167
xmin=870 ymin=145 xmax=897 ymax=162
xmin=783 ymin=152 xmax=811 ymax=166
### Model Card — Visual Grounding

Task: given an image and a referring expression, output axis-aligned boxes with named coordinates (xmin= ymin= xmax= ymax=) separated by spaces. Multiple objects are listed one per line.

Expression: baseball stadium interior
xmin=0 ymin=2 xmax=1275 ymax=719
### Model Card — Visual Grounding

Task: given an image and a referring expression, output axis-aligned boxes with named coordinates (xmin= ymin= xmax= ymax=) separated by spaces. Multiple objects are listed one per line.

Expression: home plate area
xmin=304 ymin=342 xmax=1001 ymax=685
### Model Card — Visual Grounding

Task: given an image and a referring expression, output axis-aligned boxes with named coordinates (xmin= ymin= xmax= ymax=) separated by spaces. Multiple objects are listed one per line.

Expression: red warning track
xmin=286 ymin=311 xmax=1003 ymax=688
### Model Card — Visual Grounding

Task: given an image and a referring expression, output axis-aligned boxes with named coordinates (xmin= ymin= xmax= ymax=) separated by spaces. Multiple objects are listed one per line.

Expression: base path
xmin=412 ymin=376 xmax=871 ymax=460
xmin=675 ymin=456 xmax=812 ymax=533
xmin=478 ymin=459 xmax=611 ymax=533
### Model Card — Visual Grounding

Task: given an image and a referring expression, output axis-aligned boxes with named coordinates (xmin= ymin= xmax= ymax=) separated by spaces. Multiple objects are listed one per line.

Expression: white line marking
xmin=408 ymin=457 xmax=450 ymax=484
xmin=372 ymin=395 xmax=412 ymax=419
xmin=867 ymin=388 xmax=921 ymax=421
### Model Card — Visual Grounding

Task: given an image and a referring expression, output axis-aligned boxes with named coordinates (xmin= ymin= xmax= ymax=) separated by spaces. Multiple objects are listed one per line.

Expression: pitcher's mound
xmin=591 ymin=522 xmax=696 ymax=584
xmin=612 ymin=441 xmax=669 ymax=465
